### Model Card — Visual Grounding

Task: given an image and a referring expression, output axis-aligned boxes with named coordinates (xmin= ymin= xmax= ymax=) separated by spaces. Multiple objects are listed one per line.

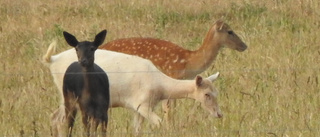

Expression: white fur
xmin=45 ymin=43 xmax=222 ymax=136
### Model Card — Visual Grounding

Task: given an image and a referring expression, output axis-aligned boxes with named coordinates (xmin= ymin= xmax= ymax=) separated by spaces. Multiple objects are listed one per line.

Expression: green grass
xmin=0 ymin=0 xmax=319 ymax=136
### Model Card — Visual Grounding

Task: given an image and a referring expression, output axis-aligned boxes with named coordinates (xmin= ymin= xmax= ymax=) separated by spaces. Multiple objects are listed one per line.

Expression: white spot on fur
xmin=153 ymin=45 xmax=158 ymax=49
xmin=180 ymin=59 xmax=186 ymax=63
xmin=172 ymin=56 xmax=179 ymax=63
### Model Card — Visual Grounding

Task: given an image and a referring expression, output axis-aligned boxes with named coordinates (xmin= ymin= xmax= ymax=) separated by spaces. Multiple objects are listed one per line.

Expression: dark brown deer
xmin=99 ymin=20 xmax=247 ymax=122
xmin=62 ymin=30 xmax=109 ymax=137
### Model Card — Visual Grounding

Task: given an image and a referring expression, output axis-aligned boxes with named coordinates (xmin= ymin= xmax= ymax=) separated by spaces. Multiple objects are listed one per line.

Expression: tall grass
xmin=0 ymin=0 xmax=319 ymax=136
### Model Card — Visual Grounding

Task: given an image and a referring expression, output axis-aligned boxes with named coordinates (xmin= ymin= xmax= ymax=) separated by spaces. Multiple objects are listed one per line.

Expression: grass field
xmin=0 ymin=0 xmax=319 ymax=136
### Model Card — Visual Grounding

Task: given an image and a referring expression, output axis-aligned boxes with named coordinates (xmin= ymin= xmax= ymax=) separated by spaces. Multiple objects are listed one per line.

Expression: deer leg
xmin=51 ymin=105 xmax=66 ymax=137
xmin=100 ymin=112 xmax=108 ymax=137
xmin=100 ymin=120 xmax=107 ymax=137
xmin=65 ymin=102 xmax=77 ymax=137
xmin=88 ymin=118 xmax=100 ymax=137
xmin=161 ymin=99 xmax=176 ymax=126
xmin=81 ymin=114 xmax=90 ymax=137
xmin=136 ymin=104 xmax=162 ymax=128
xmin=133 ymin=113 xmax=144 ymax=135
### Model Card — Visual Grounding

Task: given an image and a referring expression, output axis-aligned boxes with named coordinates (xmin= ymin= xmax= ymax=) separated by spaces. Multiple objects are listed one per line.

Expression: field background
xmin=0 ymin=0 xmax=319 ymax=136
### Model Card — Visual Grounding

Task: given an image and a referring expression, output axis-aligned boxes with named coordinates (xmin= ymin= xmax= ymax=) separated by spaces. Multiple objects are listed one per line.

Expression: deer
xmin=98 ymin=20 xmax=247 ymax=123
xmin=43 ymin=42 xmax=223 ymax=136
xmin=61 ymin=30 xmax=110 ymax=137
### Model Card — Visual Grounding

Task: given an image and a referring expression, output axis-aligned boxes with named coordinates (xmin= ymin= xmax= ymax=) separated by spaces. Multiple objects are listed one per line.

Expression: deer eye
xmin=205 ymin=93 xmax=210 ymax=98
xmin=227 ymin=31 xmax=234 ymax=35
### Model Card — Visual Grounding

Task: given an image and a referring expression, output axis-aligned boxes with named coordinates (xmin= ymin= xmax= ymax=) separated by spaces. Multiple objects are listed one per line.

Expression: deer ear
xmin=214 ymin=20 xmax=225 ymax=31
xmin=63 ymin=31 xmax=78 ymax=47
xmin=207 ymin=72 xmax=220 ymax=82
xmin=195 ymin=75 xmax=203 ymax=87
xmin=94 ymin=30 xmax=107 ymax=47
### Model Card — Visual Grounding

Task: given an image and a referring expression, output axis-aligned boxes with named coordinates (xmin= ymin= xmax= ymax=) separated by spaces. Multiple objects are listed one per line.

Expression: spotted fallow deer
xmin=99 ymin=20 xmax=247 ymax=122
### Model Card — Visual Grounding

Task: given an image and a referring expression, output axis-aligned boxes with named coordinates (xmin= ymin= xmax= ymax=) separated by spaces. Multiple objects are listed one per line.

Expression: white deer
xmin=43 ymin=41 xmax=222 ymax=136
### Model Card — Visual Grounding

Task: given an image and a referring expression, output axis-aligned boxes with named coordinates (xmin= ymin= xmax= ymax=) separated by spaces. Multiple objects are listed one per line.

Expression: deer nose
xmin=238 ymin=43 xmax=247 ymax=52
xmin=79 ymin=59 xmax=89 ymax=66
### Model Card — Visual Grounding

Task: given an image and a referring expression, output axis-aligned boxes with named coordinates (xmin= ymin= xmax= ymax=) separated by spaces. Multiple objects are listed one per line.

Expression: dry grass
xmin=0 ymin=0 xmax=319 ymax=136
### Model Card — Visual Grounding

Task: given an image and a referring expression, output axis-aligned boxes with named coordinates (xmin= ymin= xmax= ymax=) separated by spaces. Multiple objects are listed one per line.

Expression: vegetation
xmin=0 ymin=0 xmax=319 ymax=136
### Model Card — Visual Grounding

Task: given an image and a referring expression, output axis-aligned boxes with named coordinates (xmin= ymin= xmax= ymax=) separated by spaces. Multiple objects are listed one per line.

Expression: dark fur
xmin=62 ymin=30 xmax=109 ymax=137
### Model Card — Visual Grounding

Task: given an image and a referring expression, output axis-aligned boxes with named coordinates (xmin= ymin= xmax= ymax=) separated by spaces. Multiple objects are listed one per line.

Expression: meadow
xmin=0 ymin=0 xmax=319 ymax=136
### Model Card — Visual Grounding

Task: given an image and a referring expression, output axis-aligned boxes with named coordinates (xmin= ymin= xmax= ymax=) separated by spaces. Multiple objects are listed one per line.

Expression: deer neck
xmin=81 ymin=66 xmax=95 ymax=95
xmin=161 ymin=78 xmax=196 ymax=100
xmin=82 ymin=65 xmax=94 ymax=72
xmin=187 ymin=27 xmax=222 ymax=72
